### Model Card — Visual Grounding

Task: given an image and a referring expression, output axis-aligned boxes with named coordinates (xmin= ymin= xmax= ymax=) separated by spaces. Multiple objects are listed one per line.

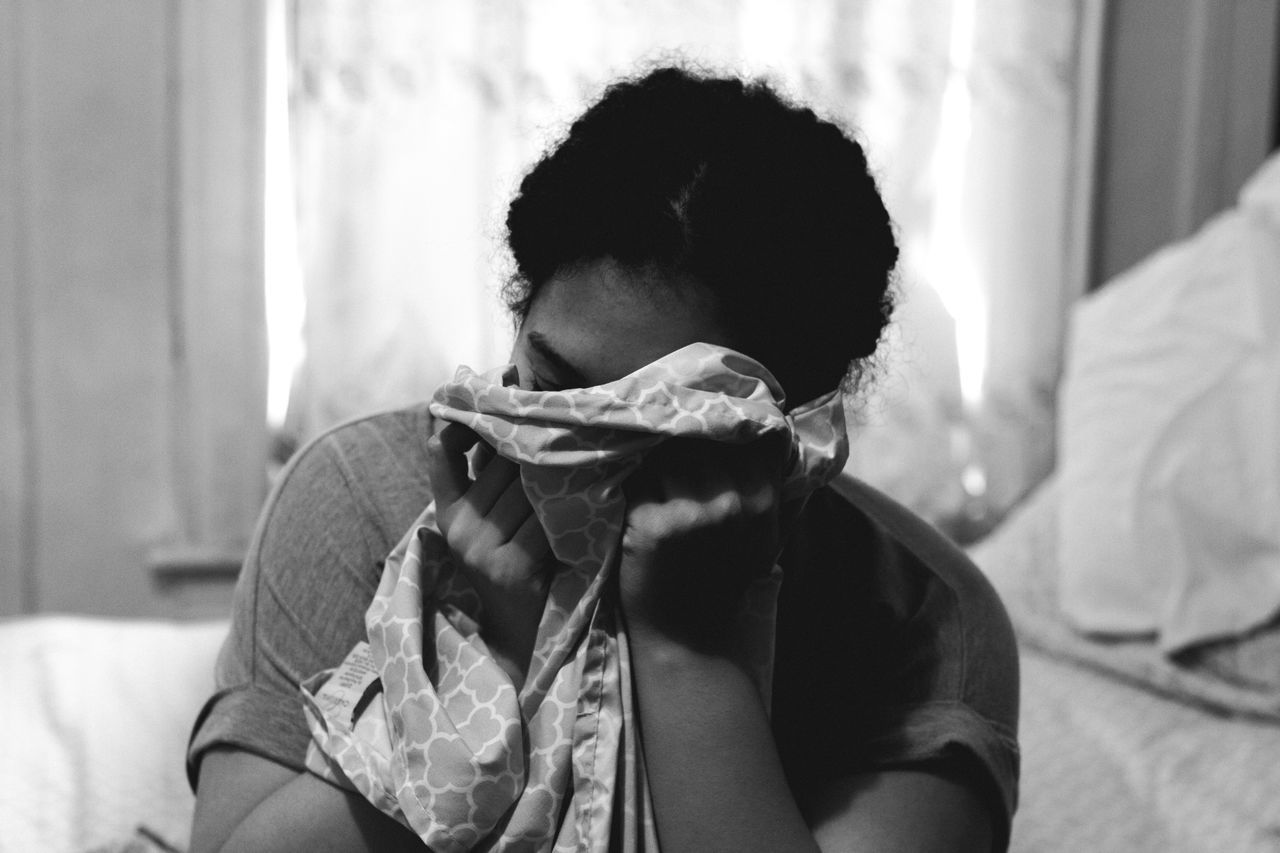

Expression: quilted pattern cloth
xmin=300 ymin=343 xmax=848 ymax=851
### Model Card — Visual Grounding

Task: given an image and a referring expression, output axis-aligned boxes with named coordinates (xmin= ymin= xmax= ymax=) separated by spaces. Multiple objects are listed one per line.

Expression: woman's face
xmin=511 ymin=259 xmax=735 ymax=392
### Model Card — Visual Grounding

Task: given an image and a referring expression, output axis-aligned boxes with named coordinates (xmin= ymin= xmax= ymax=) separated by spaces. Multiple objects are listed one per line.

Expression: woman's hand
xmin=619 ymin=438 xmax=784 ymax=654
xmin=426 ymin=422 xmax=552 ymax=684
xmin=620 ymin=439 xmax=826 ymax=853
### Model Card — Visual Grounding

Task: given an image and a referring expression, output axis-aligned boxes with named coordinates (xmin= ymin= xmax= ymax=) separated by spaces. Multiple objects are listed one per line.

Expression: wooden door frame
xmin=0 ymin=1 xmax=266 ymax=617
xmin=1086 ymin=0 xmax=1280 ymax=289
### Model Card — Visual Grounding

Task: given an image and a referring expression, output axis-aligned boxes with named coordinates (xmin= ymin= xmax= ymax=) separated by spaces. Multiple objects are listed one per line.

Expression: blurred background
xmin=1 ymin=0 xmax=1277 ymax=619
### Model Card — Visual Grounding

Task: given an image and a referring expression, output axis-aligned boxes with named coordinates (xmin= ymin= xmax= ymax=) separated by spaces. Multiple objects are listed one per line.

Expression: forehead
xmin=520 ymin=260 xmax=733 ymax=385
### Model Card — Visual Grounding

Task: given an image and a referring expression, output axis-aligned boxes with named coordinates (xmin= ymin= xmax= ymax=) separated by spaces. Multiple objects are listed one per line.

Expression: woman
xmin=188 ymin=66 xmax=1019 ymax=852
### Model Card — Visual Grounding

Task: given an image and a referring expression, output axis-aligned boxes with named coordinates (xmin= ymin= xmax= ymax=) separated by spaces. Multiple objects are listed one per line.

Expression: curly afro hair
xmin=504 ymin=65 xmax=898 ymax=406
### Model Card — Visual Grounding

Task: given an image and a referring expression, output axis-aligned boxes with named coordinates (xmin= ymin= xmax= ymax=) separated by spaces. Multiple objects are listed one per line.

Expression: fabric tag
xmin=312 ymin=641 xmax=381 ymax=726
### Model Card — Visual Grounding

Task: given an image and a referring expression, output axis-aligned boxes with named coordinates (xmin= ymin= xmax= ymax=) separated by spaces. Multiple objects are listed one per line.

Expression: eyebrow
xmin=526 ymin=331 xmax=589 ymax=388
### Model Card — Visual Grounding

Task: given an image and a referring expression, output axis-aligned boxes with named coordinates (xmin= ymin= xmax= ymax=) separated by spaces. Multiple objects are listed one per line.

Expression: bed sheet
xmin=0 ymin=616 xmax=228 ymax=853
xmin=971 ymin=482 xmax=1280 ymax=852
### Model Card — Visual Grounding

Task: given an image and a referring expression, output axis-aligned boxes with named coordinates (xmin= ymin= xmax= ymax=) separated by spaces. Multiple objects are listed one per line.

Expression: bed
xmin=0 ymin=616 xmax=227 ymax=853
xmin=971 ymin=480 xmax=1280 ymax=852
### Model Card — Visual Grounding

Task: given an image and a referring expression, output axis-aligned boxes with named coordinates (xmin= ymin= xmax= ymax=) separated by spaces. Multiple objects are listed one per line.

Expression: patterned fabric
xmin=300 ymin=342 xmax=848 ymax=851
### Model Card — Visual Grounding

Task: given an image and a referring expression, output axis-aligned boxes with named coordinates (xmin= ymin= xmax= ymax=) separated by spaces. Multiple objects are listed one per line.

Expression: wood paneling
xmin=22 ymin=0 xmax=181 ymax=616
xmin=172 ymin=1 xmax=268 ymax=564
xmin=1091 ymin=0 xmax=1280 ymax=287
xmin=0 ymin=0 xmax=266 ymax=618
xmin=0 ymin=0 xmax=32 ymax=616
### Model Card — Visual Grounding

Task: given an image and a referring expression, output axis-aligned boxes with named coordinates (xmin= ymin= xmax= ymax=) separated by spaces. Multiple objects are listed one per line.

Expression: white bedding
xmin=972 ymin=482 xmax=1280 ymax=852
xmin=1054 ymin=151 xmax=1280 ymax=652
xmin=0 ymin=616 xmax=228 ymax=853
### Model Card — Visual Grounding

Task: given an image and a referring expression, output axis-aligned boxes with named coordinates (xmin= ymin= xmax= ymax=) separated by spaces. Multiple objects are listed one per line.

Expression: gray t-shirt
xmin=187 ymin=403 xmax=1020 ymax=846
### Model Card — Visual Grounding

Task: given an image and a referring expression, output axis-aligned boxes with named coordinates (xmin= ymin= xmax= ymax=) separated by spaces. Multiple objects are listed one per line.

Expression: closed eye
xmin=526 ymin=331 xmax=588 ymax=390
xmin=517 ymin=365 xmax=562 ymax=393
xmin=531 ymin=373 xmax=566 ymax=393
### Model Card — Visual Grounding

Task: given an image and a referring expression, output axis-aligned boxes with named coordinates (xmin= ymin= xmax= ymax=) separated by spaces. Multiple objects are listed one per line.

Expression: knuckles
xmin=740 ymin=479 xmax=780 ymax=517
xmin=631 ymin=483 xmax=778 ymax=537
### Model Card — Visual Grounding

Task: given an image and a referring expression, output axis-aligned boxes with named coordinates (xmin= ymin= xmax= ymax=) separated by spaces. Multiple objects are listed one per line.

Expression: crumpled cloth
xmin=1057 ymin=151 xmax=1280 ymax=652
xmin=300 ymin=342 xmax=848 ymax=852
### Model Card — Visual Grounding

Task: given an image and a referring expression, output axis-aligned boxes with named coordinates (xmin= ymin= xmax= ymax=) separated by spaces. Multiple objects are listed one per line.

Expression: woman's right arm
xmin=186 ymin=411 xmax=440 ymax=853
xmin=188 ymin=417 xmax=546 ymax=852
xmin=190 ymin=749 xmax=426 ymax=853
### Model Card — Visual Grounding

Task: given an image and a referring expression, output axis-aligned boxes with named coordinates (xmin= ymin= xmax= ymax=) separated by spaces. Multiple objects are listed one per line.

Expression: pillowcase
xmin=1056 ymin=153 xmax=1280 ymax=652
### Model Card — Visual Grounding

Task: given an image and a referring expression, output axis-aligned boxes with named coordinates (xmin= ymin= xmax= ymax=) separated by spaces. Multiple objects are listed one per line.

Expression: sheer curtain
xmin=280 ymin=0 xmax=1095 ymax=528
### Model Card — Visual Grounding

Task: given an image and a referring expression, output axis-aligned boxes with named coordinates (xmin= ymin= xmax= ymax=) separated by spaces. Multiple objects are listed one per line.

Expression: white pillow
xmin=1056 ymin=153 xmax=1280 ymax=652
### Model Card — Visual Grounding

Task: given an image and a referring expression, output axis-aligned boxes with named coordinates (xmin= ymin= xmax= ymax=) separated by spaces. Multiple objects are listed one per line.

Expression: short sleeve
xmin=773 ymin=476 xmax=1020 ymax=851
xmin=185 ymin=406 xmax=434 ymax=788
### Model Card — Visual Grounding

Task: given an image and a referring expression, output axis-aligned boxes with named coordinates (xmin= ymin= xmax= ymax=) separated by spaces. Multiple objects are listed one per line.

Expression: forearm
xmin=215 ymin=772 xmax=425 ymax=853
xmin=628 ymin=624 xmax=822 ymax=853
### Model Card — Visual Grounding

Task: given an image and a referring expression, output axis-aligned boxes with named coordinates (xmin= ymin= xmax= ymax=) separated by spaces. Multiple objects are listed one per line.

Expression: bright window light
xmin=264 ymin=0 xmax=306 ymax=431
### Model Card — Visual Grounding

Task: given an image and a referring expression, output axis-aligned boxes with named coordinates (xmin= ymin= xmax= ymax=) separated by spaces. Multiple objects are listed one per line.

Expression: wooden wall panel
xmin=173 ymin=1 xmax=268 ymax=561
xmin=151 ymin=0 xmax=268 ymax=616
xmin=20 ymin=0 xmax=180 ymax=616
xmin=2 ymin=0 xmax=266 ymax=618
xmin=1091 ymin=0 xmax=1280 ymax=286
xmin=0 ymin=0 xmax=32 ymax=617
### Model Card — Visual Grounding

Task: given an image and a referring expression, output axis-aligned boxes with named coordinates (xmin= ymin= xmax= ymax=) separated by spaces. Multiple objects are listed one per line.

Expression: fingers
xmin=623 ymin=448 xmax=666 ymax=506
xmin=619 ymin=437 xmax=787 ymax=645
xmin=460 ymin=455 xmax=523 ymax=520
xmin=510 ymin=512 xmax=552 ymax=565
xmin=479 ymin=469 xmax=543 ymax=547
xmin=661 ymin=446 xmax=735 ymax=502
xmin=633 ymin=438 xmax=780 ymax=512
xmin=428 ymin=423 xmax=545 ymax=557
xmin=427 ymin=423 xmax=480 ymax=512
xmin=472 ymin=439 xmax=497 ymax=476
xmin=429 ymin=423 xmax=523 ymax=524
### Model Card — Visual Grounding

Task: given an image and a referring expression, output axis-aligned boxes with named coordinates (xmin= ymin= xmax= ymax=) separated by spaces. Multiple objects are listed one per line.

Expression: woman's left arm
xmin=620 ymin=442 xmax=994 ymax=853
xmin=627 ymin=630 xmax=994 ymax=853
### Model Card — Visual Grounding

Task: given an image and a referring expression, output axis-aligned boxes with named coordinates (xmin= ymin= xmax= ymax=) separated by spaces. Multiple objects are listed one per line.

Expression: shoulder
xmin=265 ymin=404 xmax=437 ymax=554
xmin=188 ymin=404 xmax=437 ymax=783
xmin=823 ymin=474 xmax=1018 ymax=669
xmin=773 ymin=472 xmax=1020 ymax=845
xmin=782 ymin=472 xmax=1018 ymax=714
xmin=245 ymin=402 xmax=438 ymax=647
xmin=280 ymin=403 xmax=436 ymax=502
